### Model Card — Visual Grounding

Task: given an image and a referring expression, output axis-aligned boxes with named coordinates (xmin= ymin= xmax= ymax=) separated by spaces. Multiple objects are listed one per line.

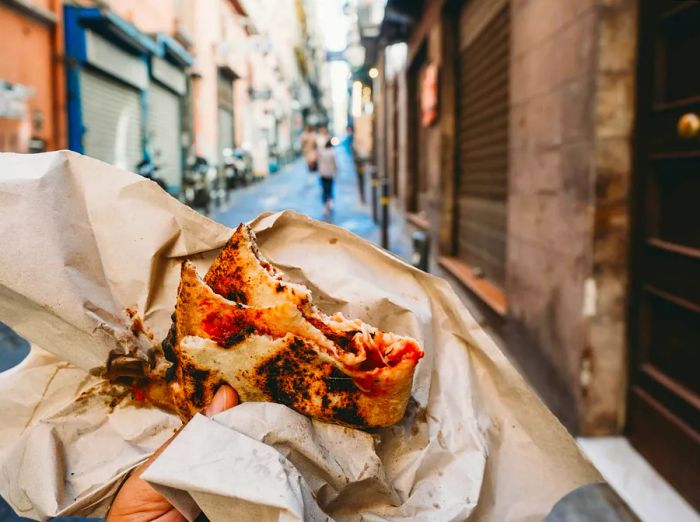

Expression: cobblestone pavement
xmin=0 ymin=144 xmax=412 ymax=521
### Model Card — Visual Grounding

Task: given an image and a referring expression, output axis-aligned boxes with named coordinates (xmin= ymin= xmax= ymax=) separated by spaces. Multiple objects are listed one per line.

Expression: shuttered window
xmin=456 ymin=4 xmax=509 ymax=288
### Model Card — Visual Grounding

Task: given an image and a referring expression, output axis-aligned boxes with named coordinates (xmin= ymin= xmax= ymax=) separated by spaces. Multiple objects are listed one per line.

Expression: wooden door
xmin=629 ymin=0 xmax=700 ymax=510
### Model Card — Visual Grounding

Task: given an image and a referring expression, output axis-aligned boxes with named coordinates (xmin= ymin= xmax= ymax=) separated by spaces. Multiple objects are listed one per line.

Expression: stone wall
xmin=389 ymin=0 xmax=638 ymax=435
xmin=505 ymin=0 xmax=637 ymax=434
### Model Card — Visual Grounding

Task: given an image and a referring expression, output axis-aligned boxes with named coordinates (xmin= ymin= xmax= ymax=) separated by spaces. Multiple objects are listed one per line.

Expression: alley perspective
xmin=0 ymin=0 xmax=698 ymax=521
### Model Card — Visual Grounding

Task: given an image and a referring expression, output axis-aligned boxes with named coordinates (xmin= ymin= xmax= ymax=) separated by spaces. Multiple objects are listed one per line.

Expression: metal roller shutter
xmin=80 ymin=68 xmax=142 ymax=172
xmin=218 ymin=107 xmax=234 ymax=157
xmin=456 ymin=4 xmax=509 ymax=288
xmin=217 ymin=72 xmax=235 ymax=161
xmin=149 ymin=82 xmax=182 ymax=192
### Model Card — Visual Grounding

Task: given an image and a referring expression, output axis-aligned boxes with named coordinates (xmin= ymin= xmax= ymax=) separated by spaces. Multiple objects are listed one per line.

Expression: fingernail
xmin=205 ymin=386 xmax=237 ymax=416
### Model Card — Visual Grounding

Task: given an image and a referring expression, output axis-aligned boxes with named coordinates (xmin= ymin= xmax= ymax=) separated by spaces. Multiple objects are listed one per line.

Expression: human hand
xmin=107 ymin=385 xmax=238 ymax=522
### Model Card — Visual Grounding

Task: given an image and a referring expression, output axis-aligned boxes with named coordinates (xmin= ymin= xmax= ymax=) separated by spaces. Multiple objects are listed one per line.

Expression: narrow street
xmin=2 ymin=0 xmax=699 ymax=517
xmin=210 ymin=144 xmax=411 ymax=261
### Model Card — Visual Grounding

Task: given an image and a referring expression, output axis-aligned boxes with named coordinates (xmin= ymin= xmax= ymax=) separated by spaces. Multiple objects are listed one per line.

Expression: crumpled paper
xmin=0 ymin=151 xmax=600 ymax=521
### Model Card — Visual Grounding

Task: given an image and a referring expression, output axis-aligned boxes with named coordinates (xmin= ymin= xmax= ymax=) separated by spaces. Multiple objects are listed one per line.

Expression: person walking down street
xmin=317 ymin=139 xmax=337 ymax=214
xmin=316 ymin=126 xmax=330 ymax=152
xmin=301 ymin=124 xmax=318 ymax=174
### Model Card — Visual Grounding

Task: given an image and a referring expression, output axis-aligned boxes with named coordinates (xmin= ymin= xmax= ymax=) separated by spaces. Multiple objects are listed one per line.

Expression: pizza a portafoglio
xmin=162 ymin=224 xmax=424 ymax=429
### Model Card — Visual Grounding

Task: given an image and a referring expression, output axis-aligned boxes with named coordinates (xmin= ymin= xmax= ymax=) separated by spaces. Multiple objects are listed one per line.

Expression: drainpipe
xmin=50 ymin=0 xmax=67 ymax=149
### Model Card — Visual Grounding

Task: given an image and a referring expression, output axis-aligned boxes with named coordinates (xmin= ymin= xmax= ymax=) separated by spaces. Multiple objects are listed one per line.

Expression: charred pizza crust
xmin=171 ymin=263 xmax=418 ymax=427
xmin=167 ymin=224 xmax=424 ymax=429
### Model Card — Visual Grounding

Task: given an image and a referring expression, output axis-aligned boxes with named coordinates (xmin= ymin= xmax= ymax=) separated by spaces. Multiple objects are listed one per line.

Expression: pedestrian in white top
xmin=317 ymin=138 xmax=337 ymax=213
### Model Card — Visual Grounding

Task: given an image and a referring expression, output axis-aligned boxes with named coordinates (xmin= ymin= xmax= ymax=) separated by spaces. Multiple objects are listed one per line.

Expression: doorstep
xmin=577 ymin=437 xmax=699 ymax=522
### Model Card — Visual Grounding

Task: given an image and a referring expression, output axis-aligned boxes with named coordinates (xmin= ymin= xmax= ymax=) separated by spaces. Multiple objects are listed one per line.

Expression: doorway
xmin=628 ymin=0 xmax=700 ymax=510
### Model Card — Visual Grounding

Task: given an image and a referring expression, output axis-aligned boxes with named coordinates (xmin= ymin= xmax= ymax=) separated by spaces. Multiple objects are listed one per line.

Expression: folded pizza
xmin=167 ymin=225 xmax=424 ymax=428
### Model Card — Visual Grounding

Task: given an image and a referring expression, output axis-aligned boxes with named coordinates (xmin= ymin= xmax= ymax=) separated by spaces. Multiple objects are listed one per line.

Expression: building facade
xmin=2 ymin=0 xmax=327 ymax=189
xmin=0 ymin=0 xmax=65 ymax=153
xmin=373 ymin=0 xmax=698 ymax=510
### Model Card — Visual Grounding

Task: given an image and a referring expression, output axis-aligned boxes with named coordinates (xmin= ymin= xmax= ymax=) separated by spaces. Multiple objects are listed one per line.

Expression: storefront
xmin=149 ymin=35 xmax=192 ymax=194
xmin=0 ymin=1 xmax=61 ymax=153
xmin=448 ymin=0 xmax=510 ymax=291
xmin=64 ymin=7 xmax=192 ymax=193
xmin=64 ymin=7 xmax=156 ymax=172
xmin=217 ymin=67 xmax=236 ymax=163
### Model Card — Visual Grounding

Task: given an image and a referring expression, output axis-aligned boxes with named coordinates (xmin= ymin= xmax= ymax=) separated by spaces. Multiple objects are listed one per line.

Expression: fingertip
xmin=205 ymin=385 xmax=238 ymax=416
xmin=220 ymin=385 xmax=239 ymax=409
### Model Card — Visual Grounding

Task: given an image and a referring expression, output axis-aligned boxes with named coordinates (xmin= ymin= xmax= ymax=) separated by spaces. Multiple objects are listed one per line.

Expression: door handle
xmin=677 ymin=112 xmax=700 ymax=139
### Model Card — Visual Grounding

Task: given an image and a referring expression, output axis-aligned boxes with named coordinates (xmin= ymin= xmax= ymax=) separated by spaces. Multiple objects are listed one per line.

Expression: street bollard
xmin=380 ymin=176 xmax=389 ymax=249
xmin=412 ymin=231 xmax=430 ymax=272
xmin=370 ymin=166 xmax=379 ymax=224
xmin=357 ymin=160 xmax=366 ymax=204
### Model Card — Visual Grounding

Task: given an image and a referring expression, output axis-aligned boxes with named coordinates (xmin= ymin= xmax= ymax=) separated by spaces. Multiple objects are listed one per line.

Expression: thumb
xmin=205 ymin=385 xmax=239 ymax=417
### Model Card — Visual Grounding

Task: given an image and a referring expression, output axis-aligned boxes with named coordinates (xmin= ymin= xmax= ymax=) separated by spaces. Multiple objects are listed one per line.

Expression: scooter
xmin=183 ymin=156 xmax=211 ymax=213
xmin=136 ymin=158 xmax=168 ymax=192
xmin=222 ymin=148 xmax=238 ymax=190
xmin=232 ymin=148 xmax=254 ymax=185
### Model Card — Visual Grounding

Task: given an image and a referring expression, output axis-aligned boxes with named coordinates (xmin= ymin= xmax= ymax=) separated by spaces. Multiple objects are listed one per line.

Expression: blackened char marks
xmin=306 ymin=316 xmax=359 ymax=354
xmin=226 ymin=290 xmax=248 ymax=304
xmin=253 ymin=338 xmax=369 ymax=427
xmin=255 ymin=340 xmax=316 ymax=407
xmin=223 ymin=326 xmax=255 ymax=347
xmin=333 ymin=402 xmax=365 ymax=427
xmin=183 ymin=364 xmax=210 ymax=408
xmin=324 ymin=366 xmax=358 ymax=393
xmin=161 ymin=322 xmax=178 ymax=381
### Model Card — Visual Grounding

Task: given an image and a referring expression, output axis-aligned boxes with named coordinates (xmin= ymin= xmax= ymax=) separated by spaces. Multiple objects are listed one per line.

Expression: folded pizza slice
xmin=171 ymin=261 xmax=422 ymax=428
xmin=204 ymin=224 xmax=424 ymax=371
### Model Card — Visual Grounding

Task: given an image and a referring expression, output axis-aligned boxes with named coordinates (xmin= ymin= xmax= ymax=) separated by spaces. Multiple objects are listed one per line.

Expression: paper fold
xmin=0 ymin=151 xmax=600 ymax=521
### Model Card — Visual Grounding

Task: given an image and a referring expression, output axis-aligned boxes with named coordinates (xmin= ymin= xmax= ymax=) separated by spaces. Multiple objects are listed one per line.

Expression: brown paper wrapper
xmin=0 ymin=151 xmax=600 ymax=521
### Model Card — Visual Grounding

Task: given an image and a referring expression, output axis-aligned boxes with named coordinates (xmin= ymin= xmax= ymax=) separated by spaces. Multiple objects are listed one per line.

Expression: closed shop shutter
xmin=456 ymin=4 xmax=509 ymax=288
xmin=218 ymin=107 xmax=234 ymax=155
xmin=149 ymin=81 xmax=182 ymax=192
xmin=80 ymin=68 xmax=142 ymax=172
xmin=217 ymin=72 xmax=235 ymax=162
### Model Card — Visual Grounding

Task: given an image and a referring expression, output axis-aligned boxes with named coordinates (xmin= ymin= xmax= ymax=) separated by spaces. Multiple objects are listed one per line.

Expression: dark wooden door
xmin=629 ymin=0 xmax=700 ymax=510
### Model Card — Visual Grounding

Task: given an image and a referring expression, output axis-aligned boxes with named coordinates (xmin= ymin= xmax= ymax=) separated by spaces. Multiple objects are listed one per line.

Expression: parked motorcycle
xmin=136 ymin=157 xmax=168 ymax=192
xmin=222 ymin=148 xmax=238 ymax=191
xmin=233 ymin=148 xmax=254 ymax=185
xmin=183 ymin=155 xmax=211 ymax=213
